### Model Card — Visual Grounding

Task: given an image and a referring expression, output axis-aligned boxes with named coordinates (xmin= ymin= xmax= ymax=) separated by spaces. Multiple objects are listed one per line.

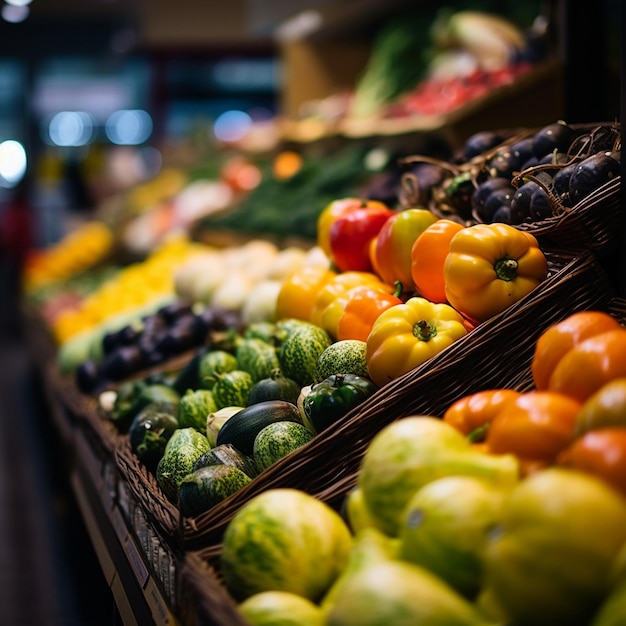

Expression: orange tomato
xmin=531 ymin=310 xmax=622 ymax=390
xmin=557 ymin=427 xmax=626 ymax=497
xmin=548 ymin=328 xmax=626 ymax=403
xmin=336 ymin=284 xmax=403 ymax=342
xmin=443 ymin=388 xmax=522 ymax=441
xmin=486 ymin=390 xmax=581 ymax=466
xmin=411 ymin=219 xmax=465 ymax=303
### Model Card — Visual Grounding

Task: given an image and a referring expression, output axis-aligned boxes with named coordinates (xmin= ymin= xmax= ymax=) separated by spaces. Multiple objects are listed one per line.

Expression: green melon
xmin=177 ymin=388 xmax=218 ymax=432
xmin=221 ymin=488 xmax=352 ymax=602
xmin=315 ymin=340 xmax=369 ymax=382
xmin=278 ymin=324 xmax=332 ymax=386
xmin=179 ymin=464 xmax=252 ymax=517
xmin=156 ymin=428 xmax=211 ymax=503
xmin=198 ymin=349 xmax=238 ymax=389
xmin=236 ymin=338 xmax=281 ymax=383
xmin=212 ymin=370 xmax=254 ymax=409
xmin=253 ymin=421 xmax=314 ymax=471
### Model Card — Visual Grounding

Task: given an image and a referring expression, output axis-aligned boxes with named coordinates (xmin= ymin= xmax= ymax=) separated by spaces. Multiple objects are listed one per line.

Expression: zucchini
xmin=216 ymin=400 xmax=302 ymax=456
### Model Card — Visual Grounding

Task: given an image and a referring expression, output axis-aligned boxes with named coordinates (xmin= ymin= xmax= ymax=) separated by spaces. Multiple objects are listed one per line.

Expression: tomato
xmin=411 ymin=219 xmax=465 ymax=303
xmin=558 ymin=428 xmax=626 ymax=497
xmin=443 ymin=388 xmax=522 ymax=441
xmin=486 ymin=391 xmax=581 ymax=468
xmin=329 ymin=204 xmax=394 ymax=272
xmin=574 ymin=378 xmax=626 ymax=437
xmin=548 ymin=328 xmax=626 ymax=403
xmin=531 ymin=310 xmax=622 ymax=390
xmin=372 ymin=208 xmax=438 ymax=291
xmin=317 ymin=198 xmax=390 ymax=262
xmin=336 ymin=283 xmax=403 ymax=342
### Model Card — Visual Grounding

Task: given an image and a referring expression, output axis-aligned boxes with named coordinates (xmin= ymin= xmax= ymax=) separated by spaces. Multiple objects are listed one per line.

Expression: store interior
xmin=0 ymin=0 xmax=624 ymax=624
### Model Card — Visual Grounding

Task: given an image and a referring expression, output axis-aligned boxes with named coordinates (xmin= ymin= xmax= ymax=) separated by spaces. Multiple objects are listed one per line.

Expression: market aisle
xmin=0 ymin=261 xmax=117 ymax=626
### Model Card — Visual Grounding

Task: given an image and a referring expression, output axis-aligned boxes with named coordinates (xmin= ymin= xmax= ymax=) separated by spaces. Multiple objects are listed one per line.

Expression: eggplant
xmin=531 ymin=122 xmax=575 ymax=158
xmin=568 ymin=151 xmax=621 ymax=205
xmin=529 ymin=187 xmax=553 ymax=221
xmin=509 ymin=181 xmax=539 ymax=224
xmin=462 ymin=130 xmax=504 ymax=160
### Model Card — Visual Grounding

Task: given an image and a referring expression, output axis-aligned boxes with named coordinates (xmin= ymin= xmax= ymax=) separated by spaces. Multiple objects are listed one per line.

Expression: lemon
xmin=398 ymin=475 xmax=508 ymax=598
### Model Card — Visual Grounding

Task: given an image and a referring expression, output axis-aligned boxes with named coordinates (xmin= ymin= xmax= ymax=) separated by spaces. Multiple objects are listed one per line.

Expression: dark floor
xmin=0 ymin=257 xmax=120 ymax=626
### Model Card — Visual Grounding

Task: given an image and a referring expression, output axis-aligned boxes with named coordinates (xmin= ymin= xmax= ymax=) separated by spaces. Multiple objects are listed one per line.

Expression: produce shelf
xmin=23 ymin=310 xmax=180 ymax=626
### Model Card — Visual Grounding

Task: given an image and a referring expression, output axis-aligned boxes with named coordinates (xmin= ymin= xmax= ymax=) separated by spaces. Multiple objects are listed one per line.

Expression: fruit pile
xmin=215 ymin=308 xmax=626 ymax=626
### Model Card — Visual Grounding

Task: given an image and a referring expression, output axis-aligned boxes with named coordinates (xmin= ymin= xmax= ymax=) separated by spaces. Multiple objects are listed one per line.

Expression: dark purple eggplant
xmin=529 ymin=187 xmax=553 ymax=221
xmin=568 ymin=151 xmax=621 ymax=205
xmin=100 ymin=345 xmax=146 ymax=381
xmin=75 ymin=359 xmax=102 ymax=394
xmin=532 ymin=122 xmax=575 ymax=158
xmin=462 ymin=130 xmax=504 ymax=160
xmin=509 ymin=181 xmax=539 ymax=224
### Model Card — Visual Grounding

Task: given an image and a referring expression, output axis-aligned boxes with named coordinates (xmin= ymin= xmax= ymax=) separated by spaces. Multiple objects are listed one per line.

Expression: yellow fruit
xmin=485 ymin=467 xmax=626 ymax=626
xmin=238 ymin=590 xmax=325 ymax=626
xmin=398 ymin=475 xmax=508 ymax=598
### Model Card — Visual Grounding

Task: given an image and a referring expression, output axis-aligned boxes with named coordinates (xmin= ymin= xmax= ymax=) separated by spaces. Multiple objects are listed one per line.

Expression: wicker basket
xmin=177 ymin=552 xmax=249 ymax=626
xmin=401 ymin=121 xmax=622 ymax=257
xmin=180 ymin=250 xmax=616 ymax=553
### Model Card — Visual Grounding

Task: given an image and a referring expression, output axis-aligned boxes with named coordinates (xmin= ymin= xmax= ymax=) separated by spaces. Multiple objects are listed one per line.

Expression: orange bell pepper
xmin=336 ymin=282 xmax=403 ymax=342
xmin=275 ymin=265 xmax=336 ymax=321
xmin=411 ymin=219 xmax=465 ymax=303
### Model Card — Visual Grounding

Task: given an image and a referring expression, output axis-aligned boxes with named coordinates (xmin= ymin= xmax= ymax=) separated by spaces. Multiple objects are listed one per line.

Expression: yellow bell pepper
xmin=443 ymin=223 xmax=548 ymax=323
xmin=366 ymin=296 xmax=468 ymax=387
xmin=310 ymin=271 xmax=391 ymax=339
xmin=275 ymin=265 xmax=337 ymax=322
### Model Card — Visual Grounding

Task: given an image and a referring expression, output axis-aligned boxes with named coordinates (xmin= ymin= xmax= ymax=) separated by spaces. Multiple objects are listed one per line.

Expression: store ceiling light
xmin=5 ymin=0 xmax=33 ymax=6
xmin=2 ymin=4 xmax=29 ymax=22
xmin=275 ymin=10 xmax=322 ymax=41
xmin=0 ymin=139 xmax=27 ymax=188
xmin=105 ymin=109 xmax=153 ymax=145
xmin=47 ymin=111 xmax=94 ymax=147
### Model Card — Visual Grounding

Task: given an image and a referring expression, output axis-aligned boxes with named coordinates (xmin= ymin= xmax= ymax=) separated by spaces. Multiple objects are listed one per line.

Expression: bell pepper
xmin=574 ymin=378 xmax=626 ymax=437
xmin=329 ymin=203 xmax=394 ymax=272
xmin=557 ymin=427 xmax=626 ymax=497
xmin=411 ymin=218 xmax=465 ymax=303
xmin=275 ymin=265 xmax=336 ymax=321
xmin=371 ymin=208 xmax=438 ymax=291
xmin=365 ymin=296 xmax=468 ymax=387
xmin=485 ymin=390 xmax=581 ymax=474
xmin=317 ymin=197 xmax=389 ymax=259
xmin=531 ymin=310 xmax=622 ymax=391
xmin=309 ymin=271 xmax=390 ymax=339
xmin=443 ymin=223 xmax=548 ymax=323
xmin=443 ymin=388 xmax=522 ymax=442
xmin=337 ymin=282 xmax=403 ymax=342
xmin=298 ymin=373 xmax=378 ymax=434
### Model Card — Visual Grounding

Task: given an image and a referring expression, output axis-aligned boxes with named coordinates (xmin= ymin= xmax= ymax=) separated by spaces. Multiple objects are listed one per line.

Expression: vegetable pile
xmin=216 ymin=308 xmax=626 ymax=626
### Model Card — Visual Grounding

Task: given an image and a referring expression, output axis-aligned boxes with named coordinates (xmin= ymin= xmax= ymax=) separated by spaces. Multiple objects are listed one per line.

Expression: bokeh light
xmin=0 ymin=139 xmax=27 ymax=188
